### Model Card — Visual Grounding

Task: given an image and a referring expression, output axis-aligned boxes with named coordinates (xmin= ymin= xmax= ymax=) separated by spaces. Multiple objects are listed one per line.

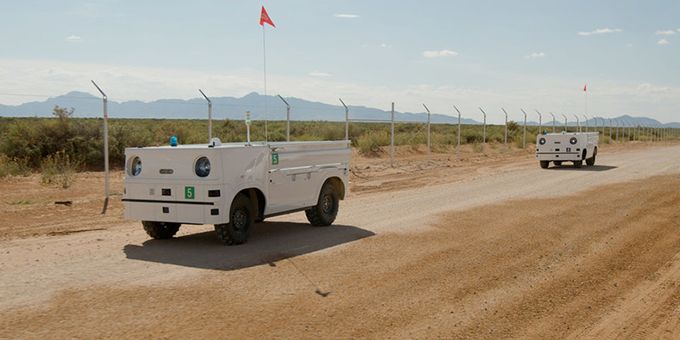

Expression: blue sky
xmin=1 ymin=0 xmax=679 ymax=123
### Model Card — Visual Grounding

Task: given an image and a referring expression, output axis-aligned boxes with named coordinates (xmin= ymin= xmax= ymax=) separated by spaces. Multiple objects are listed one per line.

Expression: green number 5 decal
xmin=185 ymin=186 xmax=195 ymax=199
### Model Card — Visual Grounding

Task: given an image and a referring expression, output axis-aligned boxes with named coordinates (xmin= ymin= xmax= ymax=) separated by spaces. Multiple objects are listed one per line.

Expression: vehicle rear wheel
xmin=215 ymin=194 xmax=252 ymax=245
xmin=586 ymin=155 xmax=596 ymax=166
xmin=142 ymin=221 xmax=180 ymax=239
xmin=554 ymin=161 xmax=563 ymax=166
xmin=574 ymin=160 xmax=583 ymax=168
xmin=539 ymin=161 xmax=550 ymax=169
xmin=305 ymin=182 xmax=339 ymax=226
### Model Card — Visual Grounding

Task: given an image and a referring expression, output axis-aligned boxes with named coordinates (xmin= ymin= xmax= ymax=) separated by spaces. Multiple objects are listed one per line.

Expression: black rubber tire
xmin=574 ymin=160 xmax=583 ymax=168
xmin=554 ymin=161 xmax=562 ymax=166
xmin=586 ymin=155 xmax=596 ymax=166
xmin=215 ymin=194 xmax=253 ymax=245
xmin=305 ymin=182 xmax=339 ymax=226
xmin=142 ymin=221 xmax=180 ymax=239
xmin=539 ymin=161 xmax=550 ymax=169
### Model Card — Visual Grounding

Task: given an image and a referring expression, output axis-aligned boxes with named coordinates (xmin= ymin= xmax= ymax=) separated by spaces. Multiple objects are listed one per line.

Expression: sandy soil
xmin=1 ymin=142 xmax=680 ymax=338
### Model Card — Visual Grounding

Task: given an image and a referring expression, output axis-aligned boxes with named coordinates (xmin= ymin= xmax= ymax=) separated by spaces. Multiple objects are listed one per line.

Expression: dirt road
xmin=1 ymin=144 xmax=680 ymax=338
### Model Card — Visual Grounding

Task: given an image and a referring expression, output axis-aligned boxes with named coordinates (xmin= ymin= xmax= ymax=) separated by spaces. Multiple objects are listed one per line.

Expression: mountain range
xmin=1 ymin=91 xmax=678 ymax=128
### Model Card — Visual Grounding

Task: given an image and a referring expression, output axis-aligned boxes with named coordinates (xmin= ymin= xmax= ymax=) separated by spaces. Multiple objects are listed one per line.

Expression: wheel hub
xmin=232 ymin=209 xmax=247 ymax=231
xmin=321 ymin=195 xmax=333 ymax=214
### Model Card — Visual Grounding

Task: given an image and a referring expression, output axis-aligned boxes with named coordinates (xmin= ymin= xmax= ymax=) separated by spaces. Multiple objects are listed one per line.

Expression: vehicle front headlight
xmin=570 ymin=137 xmax=578 ymax=145
xmin=129 ymin=156 xmax=142 ymax=176
xmin=539 ymin=138 xmax=546 ymax=145
xmin=195 ymin=156 xmax=211 ymax=177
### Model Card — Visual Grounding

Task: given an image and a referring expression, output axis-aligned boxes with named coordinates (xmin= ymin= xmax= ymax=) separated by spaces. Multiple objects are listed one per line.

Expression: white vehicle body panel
xmin=535 ymin=132 xmax=599 ymax=162
xmin=123 ymin=140 xmax=350 ymax=225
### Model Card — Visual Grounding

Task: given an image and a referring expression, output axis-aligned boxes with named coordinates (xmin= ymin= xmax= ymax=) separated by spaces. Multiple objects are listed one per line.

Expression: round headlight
xmin=570 ymin=137 xmax=578 ymax=145
xmin=195 ymin=156 xmax=211 ymax=177
xmin=539 ymin=138 xmax=546 ymax=145
xmin=129 ymin=156 xmax=142 ymax=176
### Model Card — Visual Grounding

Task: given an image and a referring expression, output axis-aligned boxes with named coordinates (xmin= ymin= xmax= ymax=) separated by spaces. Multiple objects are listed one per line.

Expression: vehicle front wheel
xmin=305 ymin=182 xmax=339 ymax=226
xmin=574 ymin=160 xmax=583 ymax=168
xmin=215 ymin=194 xmax=253 ymax=245
xmin=554 ymin=161 xmax=562 ymax=166
xmin=142 ymin=221 xmax=180 ymax=239
xmin=540 ymin=161 xmax=550 ymax=169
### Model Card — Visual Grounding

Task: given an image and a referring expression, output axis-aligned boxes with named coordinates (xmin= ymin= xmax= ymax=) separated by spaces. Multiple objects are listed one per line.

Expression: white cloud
xmin=65 ymin=35 xmax=83 ymax=43
xmin=657 ymin=39 xmax=670 ymax=45
xmin=380 ymin=42 xmax=391 ymax=48
xmin=525 ymin=52 xmax=545 ymax=59
xmin=655 ymin=30 xmax=676 ymax=36
xmin=309 ymin=71 xmax=332 ymax=77
xmin=333 ymin=14 xmax=359 ymax=19
xmin=422 ymin=50 xmax=459 ymax=58
xmin=577 ymin=28 xmax=623 ymax=36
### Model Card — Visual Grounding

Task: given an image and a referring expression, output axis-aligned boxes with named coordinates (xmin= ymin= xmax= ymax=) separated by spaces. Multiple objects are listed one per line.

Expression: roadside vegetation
xmin=0 ymin=106 xmax=673 ymax=178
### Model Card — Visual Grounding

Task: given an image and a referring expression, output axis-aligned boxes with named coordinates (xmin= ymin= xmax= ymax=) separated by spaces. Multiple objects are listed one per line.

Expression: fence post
xmin=276 ymin=95 xmax=291 ymax=142
xmin=390 ymin=102 xmax=395 ymax=167
xmin=454 ymin=106 xmax=462 ymax=158
xmin=501 ymin=108 xmax=509 ymax=145
xmin=549 ymin=112 xmax=556 ymax=133
xmin=535 ymin=109 xmax=543 ymax=134
xmin=198 ymin=89 xmax=212 ymax=142
xmin=91 ymin=80 xmax=109 ymax=214
xmin=521 ymin=109 xmax=528 ymax=149
xmin=615 ymin=120 xmax=619 ymax=141
xmin=423 ymin=104 xmax=431 ymax=153
xmin=339 ymin=98 xmax=349 ymax=141
xmin=478 ymin=107 xmax=487 ymax=144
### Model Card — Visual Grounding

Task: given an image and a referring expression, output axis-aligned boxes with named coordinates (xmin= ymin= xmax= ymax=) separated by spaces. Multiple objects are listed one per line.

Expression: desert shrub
xmin=462 ymin=127 xmax=483 ymax=144
xmin=0 ymin=155 xmax=31 ymax=178
xmin=472 ymin=142 xmax=485 ymax=153
xmin=41 ymin=150 xmax=80 ymax=189
xmin=356 ymin=131 xmax=389 ymax=156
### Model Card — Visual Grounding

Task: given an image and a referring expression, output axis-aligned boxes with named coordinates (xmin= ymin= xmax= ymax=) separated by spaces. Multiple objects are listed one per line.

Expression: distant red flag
xmin=583 ymin=84 xmax=587 ymax=92
xmin=260 ymin=6 xmax=275 ymax=27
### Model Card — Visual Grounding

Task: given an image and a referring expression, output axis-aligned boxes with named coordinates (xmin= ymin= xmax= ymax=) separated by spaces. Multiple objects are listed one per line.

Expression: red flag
xmin=260 ymin=6 xmax=275 ymax=27
xmin=583 ymin=84 xmax=587 ymax=92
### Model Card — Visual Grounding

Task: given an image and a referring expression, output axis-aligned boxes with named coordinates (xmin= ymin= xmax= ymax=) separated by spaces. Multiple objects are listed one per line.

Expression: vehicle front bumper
xmin=123 ymin=181 xmax=227 ymax=225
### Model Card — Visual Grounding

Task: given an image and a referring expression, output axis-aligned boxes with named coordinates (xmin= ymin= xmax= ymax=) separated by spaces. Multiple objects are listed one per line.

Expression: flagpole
xmin=262 ymin=24 xmax=268 ymax=142
xmin=584 ymin=85 xmax=588 ymax=132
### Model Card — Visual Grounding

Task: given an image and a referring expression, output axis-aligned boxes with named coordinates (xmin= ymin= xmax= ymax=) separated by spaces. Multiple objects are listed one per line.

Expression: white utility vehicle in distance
xmin=535 ymin=132 xmax=599 ymax=169
xmin=123 ymin=139 xmax=350 ymax=245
